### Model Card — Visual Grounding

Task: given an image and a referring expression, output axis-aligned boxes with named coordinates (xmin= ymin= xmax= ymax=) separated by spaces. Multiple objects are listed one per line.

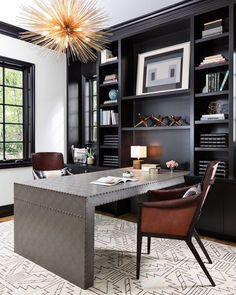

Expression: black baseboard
xmin=0 ymin=204 xmax=14 ymax=218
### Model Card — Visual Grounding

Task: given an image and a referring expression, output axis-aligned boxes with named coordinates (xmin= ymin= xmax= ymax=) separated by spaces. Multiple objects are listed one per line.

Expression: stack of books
xmin=100 ymin=110 xmax=118 ymax=125
xmin=103 ymin=155 xmax=119 ymax=167
xmin=103 ymin=74 xmax=118 ymax=84
xmin=103 ymin=134 xmax=119 ymax=147
xmin=202 ymin=19 xmax=223 ymax=38
xmin=199 ymin=133 xmax=228 ymax=148
xmin=101 ymin=49 xmax=118 ymax=64
xmin=204 ymin=70 xmax=229 ymax=92
xmin=199 ymin=54 xmax=227 ymax=66
xmin=200 ymin=113 xmax=227 ymax=121
xmin=141 ymin=163 xmax=161 ymax=172
xmin=199 ymin=160 xmax=228 ymax=178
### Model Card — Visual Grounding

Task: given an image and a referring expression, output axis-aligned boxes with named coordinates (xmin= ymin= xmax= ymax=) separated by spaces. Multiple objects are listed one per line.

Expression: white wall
xmin=0 ymin=0 xmax=184 ymax=28
xmin=0 ymin=35 xmax=67 ymax=206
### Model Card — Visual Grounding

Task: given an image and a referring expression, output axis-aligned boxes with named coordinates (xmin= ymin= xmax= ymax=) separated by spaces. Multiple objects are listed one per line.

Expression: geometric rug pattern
xmin=0 ymin=214 xmax=236 ymax=294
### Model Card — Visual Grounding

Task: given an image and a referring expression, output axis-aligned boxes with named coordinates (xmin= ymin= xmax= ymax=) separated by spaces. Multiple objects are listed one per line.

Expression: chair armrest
xmin=148 ymin=185 xmax=192 ymax=201
xmin=141 ymin=194 xmax=200 ymax=209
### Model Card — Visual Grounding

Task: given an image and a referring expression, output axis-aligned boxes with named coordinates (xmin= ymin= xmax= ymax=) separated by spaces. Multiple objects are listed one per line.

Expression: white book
xmin=220 ymin=70 xmax=229 ymax=91
xmin=91 ymin=176 xmax=138 ymax=186
xmin=111 ymin=110 xmax=118 ymax=125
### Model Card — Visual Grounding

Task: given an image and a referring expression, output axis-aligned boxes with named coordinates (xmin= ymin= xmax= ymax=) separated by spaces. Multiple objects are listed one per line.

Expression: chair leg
xmin=186 ymin=240 xmax=215 ymax=287
xmin=136 ymin=234 xmax=142 ymax=279
xmin=194 ymin=229 xmax=212 ymax=264
xmin=147 ymin=237 xmax=151 ymax=254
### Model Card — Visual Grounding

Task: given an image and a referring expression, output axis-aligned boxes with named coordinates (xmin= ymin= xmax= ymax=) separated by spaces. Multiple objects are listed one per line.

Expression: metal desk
xmin=14 ymin=168 xmax=188 ymax=289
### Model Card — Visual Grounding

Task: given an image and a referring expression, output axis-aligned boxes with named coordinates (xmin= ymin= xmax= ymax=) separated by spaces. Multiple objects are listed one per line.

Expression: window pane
xmin=0 ymin=124 xmax=3 ymax=141
xmin=93 ymin=80 xmax=97 ymax=95
xmin=92 ymin=127 xmax=97 ymax=142
xmin=5 ymin=142 xmax=23 ymax=160
xmin=5 ymin=68 xmax=23 ymax=87
xmin=5 ymin=124 xmax=23 ymax=141
xmin=5 ymin=87 xmax=23 ymax=105
xmin=0 ymin=67 xmax=2 ymax=84
xmin=0 ymin=87 xmax=2 ymax=104
xmin=0 ymin=143 xmax=3 ymax=160
xmin=0 ymin=105 xmax=3 ymax=123
xmin=5 ymin=106 xmax=23 ymax=123
xmin=92 ymin=96 xmax=97 ymax=110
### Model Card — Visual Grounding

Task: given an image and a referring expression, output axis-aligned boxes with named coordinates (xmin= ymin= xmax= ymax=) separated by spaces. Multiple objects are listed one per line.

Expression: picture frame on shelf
xmin=136 ymin=42 xmax=190 ymax=95
xmin=71 ymin=147 xmax=87 ymax=164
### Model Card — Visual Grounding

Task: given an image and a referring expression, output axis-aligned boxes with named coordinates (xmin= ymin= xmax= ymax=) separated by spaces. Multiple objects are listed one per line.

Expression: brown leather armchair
xmin=136 ymin=160 xmax=219 ymax=287
xmin=32 ymin=152 xmax=71 ymax=179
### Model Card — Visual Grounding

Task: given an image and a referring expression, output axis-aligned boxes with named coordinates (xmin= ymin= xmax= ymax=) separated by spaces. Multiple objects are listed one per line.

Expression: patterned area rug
xmin=0 ymin=215 xmax=236 ymax=294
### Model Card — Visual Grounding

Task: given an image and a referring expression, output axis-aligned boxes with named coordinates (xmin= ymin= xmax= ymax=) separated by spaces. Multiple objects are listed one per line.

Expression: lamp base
xmin=133 ymin=159 xmax=142 ymax=169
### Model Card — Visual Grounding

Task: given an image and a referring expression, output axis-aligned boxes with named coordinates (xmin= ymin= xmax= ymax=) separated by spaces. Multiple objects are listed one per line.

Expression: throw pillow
xmin=33 ymin=168 xmax=69 ymax=179
xmin=182 ymin=183 xmax=201 ymax=198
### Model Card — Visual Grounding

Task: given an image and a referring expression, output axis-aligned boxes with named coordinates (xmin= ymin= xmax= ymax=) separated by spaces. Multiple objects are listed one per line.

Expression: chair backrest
xmin=32 ymin=152 xmax=65 ymax=171
xmin=200 ymin=160 xmax=219 ymax=208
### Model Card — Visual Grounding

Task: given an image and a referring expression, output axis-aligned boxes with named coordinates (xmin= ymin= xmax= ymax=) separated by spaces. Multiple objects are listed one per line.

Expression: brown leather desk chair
xmin=32 ymin=152 xmax=70 ymax=179
xmin=137 ymin=160 xmax=219 ymax=286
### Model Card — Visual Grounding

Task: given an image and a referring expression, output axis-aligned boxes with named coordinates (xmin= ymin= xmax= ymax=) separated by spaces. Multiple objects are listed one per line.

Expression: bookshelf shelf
xmin=195 ymin=32 xmax=229 ymax=44
xmin=122 ymin=126 xmax=190 ymax=131
xmin=195 ymin=62 xmax=228 ymax=71
xmin=195 ymin=91 xmax=229 ymax=97
xmin=195 ymin=120 xmax=229 ymax=125
xmin=100 ymin=60 xmax=119 ymax=67
xmin=122 ymin=89 xmax=190 ymax=101
xmin=195 ymin=147 xmax=229 ymax=152
xmin=99 ymin=82 xmax=118 ymax=87
xmin=100 ymin=125 xmax=119 ymax=128
xmin=100 ymin=103 xmax=118 ymax=108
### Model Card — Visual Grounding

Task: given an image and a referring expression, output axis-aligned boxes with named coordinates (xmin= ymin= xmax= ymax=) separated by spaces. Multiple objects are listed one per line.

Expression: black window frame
xmin=0 ymin=56 xmax=35 ymax=169
xmin=82 ymin=74 xmax=97 ymax=146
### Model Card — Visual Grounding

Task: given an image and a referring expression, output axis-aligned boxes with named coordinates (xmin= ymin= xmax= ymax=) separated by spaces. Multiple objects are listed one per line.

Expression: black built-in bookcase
xmin=67 ymin=0 xmax=236 ymax=240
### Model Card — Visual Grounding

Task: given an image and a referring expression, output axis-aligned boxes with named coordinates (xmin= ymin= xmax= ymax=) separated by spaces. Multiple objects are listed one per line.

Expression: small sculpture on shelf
xmin=134 ymin=113 xmax=151 ymax=127
xmin=150 ymin=115 xmax=169 ymax=126
xmin=134 ymin=113 xmax=188 ymax=127
xmin=168 ymin=115 xmax=187 ymax=126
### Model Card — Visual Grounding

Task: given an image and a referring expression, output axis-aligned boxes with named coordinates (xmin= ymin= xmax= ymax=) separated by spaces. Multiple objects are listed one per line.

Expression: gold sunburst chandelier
xmin=19 ymin=0 xmax=109 ymax=63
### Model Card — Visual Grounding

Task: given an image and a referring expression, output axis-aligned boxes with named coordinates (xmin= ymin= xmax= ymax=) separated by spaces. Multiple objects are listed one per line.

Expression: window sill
xmin=0 ymin=161 xmax=32 ymax=169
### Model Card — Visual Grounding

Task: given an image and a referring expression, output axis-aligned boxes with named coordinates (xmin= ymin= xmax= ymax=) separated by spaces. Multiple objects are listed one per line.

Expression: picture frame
xmin=72 ymin=147 xmax=87 ymax=164
xmin=136 ymin=42 xmax=190 ymax=95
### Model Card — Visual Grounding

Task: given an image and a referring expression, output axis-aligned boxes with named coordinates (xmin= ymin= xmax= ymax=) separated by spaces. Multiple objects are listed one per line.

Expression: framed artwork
xmin=136 ymin=42 xmax=190 ymax=95
xmin=72 ymin=147 xmax=87 ymax=164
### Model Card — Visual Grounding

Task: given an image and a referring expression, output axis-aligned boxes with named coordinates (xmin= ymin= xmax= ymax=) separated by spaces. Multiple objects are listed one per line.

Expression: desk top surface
xmin=15 ymin=168 xmax=189 ymax=198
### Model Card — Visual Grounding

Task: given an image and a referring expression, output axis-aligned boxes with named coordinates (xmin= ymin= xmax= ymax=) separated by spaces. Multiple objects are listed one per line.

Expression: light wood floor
xmin=1 ymin=213 xmax=235 ymax=247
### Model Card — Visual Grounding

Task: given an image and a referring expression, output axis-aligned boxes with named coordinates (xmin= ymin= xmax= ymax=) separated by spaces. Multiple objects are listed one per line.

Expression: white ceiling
xmin=0 ymin=0 xmax=184 ymax=29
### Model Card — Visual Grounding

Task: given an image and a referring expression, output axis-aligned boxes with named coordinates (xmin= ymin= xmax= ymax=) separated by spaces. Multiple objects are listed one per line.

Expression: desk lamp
xmin=131 ymin=146 xmax=147 ymax=169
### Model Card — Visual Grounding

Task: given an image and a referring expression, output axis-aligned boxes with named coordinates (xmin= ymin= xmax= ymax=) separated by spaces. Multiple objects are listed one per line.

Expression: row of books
xmin=100 ymin=110 xmax=118 ymax=125
xmin=198 ymin=160 xmax=228 ymax=178
xmin=204 ymin=71 xmax=229 ymax=93
xmin=103 ymin=134 xmax=119 ymax=147
xmin=200 ymin=113 xmax=228 ymax=121
xmin=103 ymin=155 xmax=119 ymax=167
xmin=103 ymin=74 xmax=118 ymax=84
xmin=199 ymin=54 xmax=227 ymax=66
xmin=199 ymin=133 xmax=228 ymax=148
xmin=202 ymin=19 xmax=223 ymax=39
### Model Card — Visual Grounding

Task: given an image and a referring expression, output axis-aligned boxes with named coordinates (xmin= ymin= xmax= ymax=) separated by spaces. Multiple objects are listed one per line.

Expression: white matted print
xmin=136 ymin=42 xmax=190 ymax=95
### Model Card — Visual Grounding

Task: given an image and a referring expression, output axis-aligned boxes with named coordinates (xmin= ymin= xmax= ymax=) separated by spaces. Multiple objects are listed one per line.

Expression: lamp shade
xmin=131 ymin=146 xmax=147 ymax=159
